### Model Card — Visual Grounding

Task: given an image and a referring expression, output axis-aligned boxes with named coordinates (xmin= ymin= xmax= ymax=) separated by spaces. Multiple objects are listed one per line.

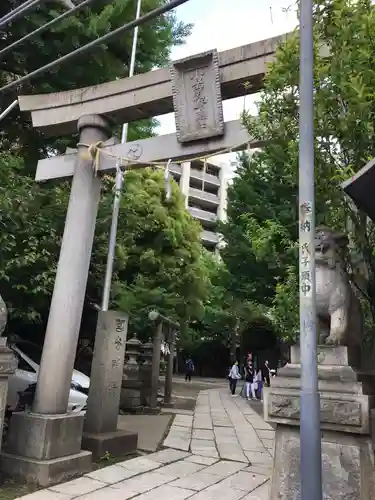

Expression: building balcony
xmin=188 ymin=207 xmax=217 ymax=228
xmin=189 ymin=168 xmax=220 ymax=188
xmin=201 ymin=230 xmax=219 ymax=247
xmin=188 ymin=188 xmax=220 ymax=209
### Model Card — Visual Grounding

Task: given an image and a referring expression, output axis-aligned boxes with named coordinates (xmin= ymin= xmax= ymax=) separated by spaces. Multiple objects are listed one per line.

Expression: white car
xmin=7 ymin=341 xmax=89 ymax=413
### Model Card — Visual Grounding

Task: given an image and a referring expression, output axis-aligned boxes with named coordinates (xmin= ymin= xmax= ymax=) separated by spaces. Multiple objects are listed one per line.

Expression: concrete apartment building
xmin=169 ymin=159 xmax=228 ymax=251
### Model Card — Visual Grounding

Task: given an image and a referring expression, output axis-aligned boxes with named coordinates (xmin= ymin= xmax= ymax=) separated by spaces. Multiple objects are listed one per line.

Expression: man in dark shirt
xmin=262 ymin=360 xmax=271 ymax=387
xmin=185 ymin=357 xmax=194 ymax=382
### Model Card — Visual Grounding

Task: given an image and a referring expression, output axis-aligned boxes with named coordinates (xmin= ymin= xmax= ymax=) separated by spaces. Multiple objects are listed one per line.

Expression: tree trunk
xmin=229 ymin=318 xmax=239 ymax=363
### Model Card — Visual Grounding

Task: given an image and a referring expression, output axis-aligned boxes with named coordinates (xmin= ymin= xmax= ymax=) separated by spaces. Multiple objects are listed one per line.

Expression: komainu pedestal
xmin=264 ymin=345 xmax=375 ymax=500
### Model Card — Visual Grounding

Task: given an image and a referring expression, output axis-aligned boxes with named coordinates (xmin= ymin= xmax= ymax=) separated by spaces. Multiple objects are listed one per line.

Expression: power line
xmin=0 ymin=0 xmax=36 ymax=25
xmin=0 ymin=0 xmax=101 ymax=59
xmin=0 ymin=99 xmax=18 ymax=122
xmin=0 ymin=0 xmax=41 ymax=29
xmin=0 ymin=0 xmax=190 ymax=94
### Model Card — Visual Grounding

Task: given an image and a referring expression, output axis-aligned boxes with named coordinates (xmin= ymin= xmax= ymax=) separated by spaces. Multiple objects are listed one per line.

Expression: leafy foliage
xmin=0 ymin=0 xmax=192 ymax=165
xmin=108 ymin=169 xmax=210 ymax=336
xmin=227 ymin=0 xmax=375 ymax=339
xmin=0 ymin=153 xmax=68 ymax=328
xmin=0 ymin=1 xmax=198 ymax=337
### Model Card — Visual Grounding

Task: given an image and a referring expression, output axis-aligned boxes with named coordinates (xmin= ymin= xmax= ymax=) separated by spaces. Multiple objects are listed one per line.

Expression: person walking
xmin=185 ymin=357 xmax=194 ymax=382
xmin=228 ymin=361 xmax=241 ymax=396
xmin=244 ymin=361 xmax=256 ymax=400
xmin=262 ymin=360 xmax=271 ymax=387
xmin=256 ymin=368 xmax=263 ymax=401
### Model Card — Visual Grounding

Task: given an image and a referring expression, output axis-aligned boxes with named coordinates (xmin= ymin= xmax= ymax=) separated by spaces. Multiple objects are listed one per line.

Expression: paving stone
xmin=174 ymin=415 xmax=193 ymax=427
xmin=187 ymin=479 xmax=248 ymax=500
xmin=203 ymin=460 xmax=246 ymax=477
xmin=217 ymin=444 xmax=248 ymax=463
xmin=215 ymin=435 xmax=238 ymax=445
xmin=260 ymin=438 xmax=274 ymax=450
xmin=148 ymin=449 xmax=190 ymax=464
xmin=168 ymin=425 xmax=192 ymax=437
xmin=157 ymin=460 xmax=205 ymax=478
xmin=244 ymin=451 xmax=273 ymax=465
xmin=118 ymin=457 xmax=161 ymax=473
xmin=86 ymin=464 xmax=137 ymax=483
xmin=250 ymin=419 xmax=274 ymax=431
xmin=242 ymin=464 xmax=272 ymax=476
xmin=184 ymin=455 xmax=219 ymax=466
xmin=76 ymin=486 xmax=137 ymax=500
xmin=166 ymin=429 xmax=192 ymax=439
xmin=194 ymin=413 xmax=211 ymax=419
xmin=214 ymin=427 xmax=236 ymax=436
xmin=50 ymin=477 xmax=106 ymax=497
xmin=164 ymin=436 xmax=191 ymax=451
xmin=135 ymin=484 xmax=195 ymax=500
xmin=191 ymin=438 xmax=216 ymax=450
xmin=256 ymin=429 xmax=275 ymax=440
xmin=17 ymin=491 xmax=74 ymax=500
xmin=111 ymin=471 xmax=176 ymax=495
xmin=212 ymin=419 xmax=232 ymax=427
xmin=193 ymin=447 xmax=219 ymax=458
xmin=242 ymin=479 xmax=270 ymax=499
xmin=222 ymin=471 xmax=269 ymax=492
xmin=238 ymin=438 xmax=266 ymax=452
xmin=193 ymin=420 xmax=213 ymax=430
xmin=28 ymin=388 xmax=276 ymax=500
xmin=171 ymin=471 xmax=223 ymax=491
xmin=193 ymin=429 xmax=214 ymax=440
xmin=195 ymin=409 xmax=210 ymax=416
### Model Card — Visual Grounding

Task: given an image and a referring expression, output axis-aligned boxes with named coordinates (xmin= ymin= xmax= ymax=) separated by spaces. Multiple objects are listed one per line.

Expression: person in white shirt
xmin=228 ymin=361 xmax=241 ymax=396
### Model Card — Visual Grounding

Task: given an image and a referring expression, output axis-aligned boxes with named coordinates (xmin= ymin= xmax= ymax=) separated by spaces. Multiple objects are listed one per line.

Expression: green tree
xmin=191 ymin=252 xmax=267 ymax=360
xmin=229 ymin=0 xmax=375 ymax=339
xmin=0 ymin=0 xmax=192 ymax=167
xmin=0 ymin=1 xmax=193 ymax=336
xmin=102 ymin=169 xmax=210 ymax=337
xmin=0 ymin=153 xmax=68 ymax=331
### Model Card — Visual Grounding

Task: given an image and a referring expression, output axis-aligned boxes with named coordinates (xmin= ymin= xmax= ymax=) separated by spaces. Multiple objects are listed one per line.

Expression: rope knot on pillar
xmin=78 ymin=140 xmax=104 ymax=176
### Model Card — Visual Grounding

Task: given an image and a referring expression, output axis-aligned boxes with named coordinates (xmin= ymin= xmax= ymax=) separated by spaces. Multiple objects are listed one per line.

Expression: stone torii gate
xmin=0 ymin=34 xmax=284 ymax=484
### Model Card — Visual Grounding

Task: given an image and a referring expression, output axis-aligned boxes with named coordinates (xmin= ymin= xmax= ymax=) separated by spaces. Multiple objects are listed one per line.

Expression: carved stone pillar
xmin=140 ymin=338 xmax=153 ymax=406
xmin=150 ymin=321 xmax=163 ymax=410
xmin=264 ymin=345 xmax=375 ymax=500
xmin=164 ymin=328 xmax=175 ymax=407
xmin=82 ymin=311 xmax=137 ymax=459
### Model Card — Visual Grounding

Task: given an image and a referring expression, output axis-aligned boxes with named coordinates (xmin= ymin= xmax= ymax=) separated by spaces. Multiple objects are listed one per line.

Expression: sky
xmin=157 ymin=0 xmax=298 ymax=177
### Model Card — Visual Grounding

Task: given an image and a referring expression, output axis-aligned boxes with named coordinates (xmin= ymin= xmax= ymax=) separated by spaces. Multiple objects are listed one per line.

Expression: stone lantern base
xmin=264 ymin=345 xmax=375 ymax=499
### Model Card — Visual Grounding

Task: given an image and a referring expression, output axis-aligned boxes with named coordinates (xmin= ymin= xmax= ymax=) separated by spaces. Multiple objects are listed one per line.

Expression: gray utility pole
xmin=101 ymin=0 xmax=142 ymax=311
xmin=298 ymin=1 xmax=323 ymax=500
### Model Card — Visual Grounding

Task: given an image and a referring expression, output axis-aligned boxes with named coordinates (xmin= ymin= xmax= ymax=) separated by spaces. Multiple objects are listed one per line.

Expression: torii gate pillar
xmin=0 ymin=114 xmax=112 ymax=485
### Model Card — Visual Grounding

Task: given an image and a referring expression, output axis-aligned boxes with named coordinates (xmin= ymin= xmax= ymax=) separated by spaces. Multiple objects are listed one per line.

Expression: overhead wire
xmin=0 ymin=0 xmax=191 ymax=94
xmin=0 ymin=0 xmax=41 ymax=29
xmin=0 ymin=0 xmax=36 ymax=24
xmin=0 ymin=0 xmax=102 ymax=59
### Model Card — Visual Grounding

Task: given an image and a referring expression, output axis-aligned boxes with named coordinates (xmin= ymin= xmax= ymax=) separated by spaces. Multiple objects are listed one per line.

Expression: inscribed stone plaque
xmin=84 ymin=310 xmax=128 ymax=434
xmin=170 ymin=49 xmax=224 ymax=143
xmin=268 ymin=394 xmax=362 ymax=427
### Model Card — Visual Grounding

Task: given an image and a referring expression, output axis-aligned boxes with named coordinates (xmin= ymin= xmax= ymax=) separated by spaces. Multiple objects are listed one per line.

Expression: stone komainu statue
xmin=315 ymin=226 xmax=363 ymax=346
xmin=0 ymin=294 xmax=7 ymax=336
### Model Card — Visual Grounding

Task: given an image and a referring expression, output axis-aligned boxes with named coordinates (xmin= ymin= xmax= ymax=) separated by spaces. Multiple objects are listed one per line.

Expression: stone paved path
xmin=18 ymin=389 xmax=275 ymax=499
